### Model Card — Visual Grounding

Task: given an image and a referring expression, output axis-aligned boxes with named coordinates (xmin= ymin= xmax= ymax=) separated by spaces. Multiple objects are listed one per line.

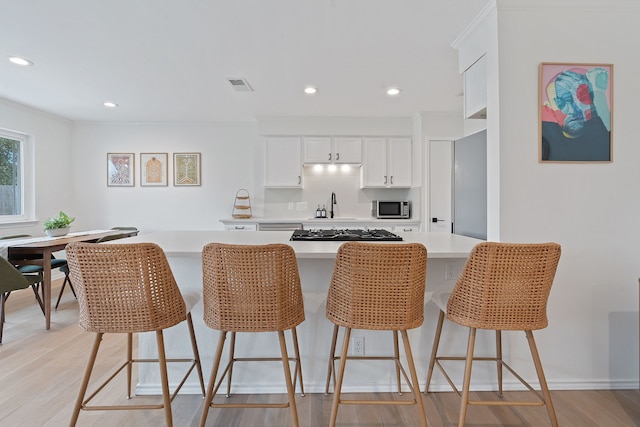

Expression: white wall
xmin=0 ymin=98 xmax=73 ymax=236
xmin=493 ymin=0 xmax=640 ymax=388
xmin=70 ymin=122 xmax=260 ymax=232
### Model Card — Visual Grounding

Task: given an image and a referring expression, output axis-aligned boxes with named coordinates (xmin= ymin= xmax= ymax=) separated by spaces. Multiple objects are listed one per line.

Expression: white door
xmin=427 ymin=139 xmax=453 ymax=232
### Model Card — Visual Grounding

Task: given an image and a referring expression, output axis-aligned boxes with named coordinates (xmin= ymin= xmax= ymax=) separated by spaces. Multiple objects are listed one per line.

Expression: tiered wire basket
xmin=232 ymin=189 xmax=252 ymax=219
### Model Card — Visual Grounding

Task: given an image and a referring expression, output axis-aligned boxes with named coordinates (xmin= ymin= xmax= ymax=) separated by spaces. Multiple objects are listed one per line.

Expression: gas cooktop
xmin=290 ymin=229 xmax=403 ymax=242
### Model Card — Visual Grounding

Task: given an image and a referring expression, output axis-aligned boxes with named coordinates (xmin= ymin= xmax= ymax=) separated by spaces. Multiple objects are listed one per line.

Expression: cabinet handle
xmin=390 ymin=176 xmax=394 ymax=185
xmin=235 ymin=226 xmax=245 ymax=230
xmin=298 ymin=176 xmax=301 ymax=185
xmin=384 ymin=175 xmax=387 ymax=184
xmin=336 ymin=153 xmax=340 ymax=161
xmin=328 ymin=153 xmax=332 ymax=161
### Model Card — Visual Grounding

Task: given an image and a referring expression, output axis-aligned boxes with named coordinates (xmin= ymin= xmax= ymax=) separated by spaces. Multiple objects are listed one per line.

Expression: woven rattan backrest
xmin=65 ymin=242 xmax=187 ymax=333
xmin=446 ymin=242 xmax=561 ymax=331
xmin=202 ymin=243 xmax=305 ymax=332
xmin=326 ymin=242 xmax=428 ymax=331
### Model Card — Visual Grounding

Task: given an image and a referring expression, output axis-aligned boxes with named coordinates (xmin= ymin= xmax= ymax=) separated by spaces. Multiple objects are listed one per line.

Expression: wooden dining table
xmin=6 ymin=229 xmax=139 ymax=330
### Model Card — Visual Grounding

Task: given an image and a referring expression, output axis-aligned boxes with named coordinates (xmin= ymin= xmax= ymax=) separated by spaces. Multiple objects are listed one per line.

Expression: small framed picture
xmin=173 ymin=152 xmax=201 ymax=186
xmin=140 ymin=153 xmax=168 ymax=186
xmin=107 ymin=153 xmax=135 ymax=187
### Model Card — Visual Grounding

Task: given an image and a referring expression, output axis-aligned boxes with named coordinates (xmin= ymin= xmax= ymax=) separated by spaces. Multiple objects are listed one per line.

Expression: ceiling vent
xmin=227 ymin=77 xmax=253 ymax=92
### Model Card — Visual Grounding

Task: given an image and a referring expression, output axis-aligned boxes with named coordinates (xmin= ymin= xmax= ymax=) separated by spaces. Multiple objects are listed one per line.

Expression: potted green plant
xmin=44 ymin=211 xmax=75 ymax=237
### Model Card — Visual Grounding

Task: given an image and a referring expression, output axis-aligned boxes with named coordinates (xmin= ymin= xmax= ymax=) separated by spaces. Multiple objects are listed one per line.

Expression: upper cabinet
xmin=264 ymin=137 xmax=303 ymax=188
xmin=463 ymin=54 xmax=487 ymax=119
xmin=361 ymin=137 xmax=411 ymax=188
xmin=303 ymin=136 xmax=362 ymax=164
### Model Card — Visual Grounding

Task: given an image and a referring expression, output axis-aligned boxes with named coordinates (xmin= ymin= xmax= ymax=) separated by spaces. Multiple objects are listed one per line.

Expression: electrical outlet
xmin=296 ymin=202 xmax=308 ymax=211
xmin=288 ymin=202 xmax=294 ymax=210
xmin=445 ymin=261 xmax=458 ymax=280
xmin=352 ymin=336 xmax=364 ymax=356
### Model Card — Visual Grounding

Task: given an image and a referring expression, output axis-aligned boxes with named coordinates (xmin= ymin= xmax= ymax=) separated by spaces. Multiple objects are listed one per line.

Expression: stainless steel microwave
xmin=372 ymin=200 xmax=410 ymax=219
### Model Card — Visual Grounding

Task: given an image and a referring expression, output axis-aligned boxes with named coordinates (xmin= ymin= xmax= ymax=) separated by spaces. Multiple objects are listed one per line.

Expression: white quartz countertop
xmin=119 ymin=230 xmax=483 ymax=259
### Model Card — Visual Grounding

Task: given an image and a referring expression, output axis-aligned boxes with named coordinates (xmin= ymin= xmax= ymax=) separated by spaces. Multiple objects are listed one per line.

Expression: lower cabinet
xmin=223 ymin=223 xmax=257 ymax=231
xmin=392 ymin=223 xmax=420 ymax=232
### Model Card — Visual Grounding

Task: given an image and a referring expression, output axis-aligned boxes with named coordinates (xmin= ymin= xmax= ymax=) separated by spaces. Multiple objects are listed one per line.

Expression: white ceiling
xmin=0 ymin=0 xmax=491 ymax=123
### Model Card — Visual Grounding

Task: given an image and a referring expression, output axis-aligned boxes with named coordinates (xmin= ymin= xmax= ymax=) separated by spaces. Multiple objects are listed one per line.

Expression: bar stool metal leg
xmin=393 ymin=330 xmax=402 ymax=395
xmin=70 ymin=333 xmax=103 ymax=427
xmin=325 ymin=324 xmax=339 ymax=395
xmin=225 ymin=331 xmax=236 ymax=397
xmin=199 ymin=331 xmax=227 ymax=427
xmin=425 ymin=310 xmax=445 ymax=393
xmin=526 ymin=330 xmax=558 ymax=427
xmin=278 ymin=330 xmax=300 ymax=427
xmin=496 ymin=330 xmax=503 ymax=397
xmin=156 ymin=330 xmax=173 ymax=427
xmin=400 ymin=329 xmax=427 ymax=427
xmin=291 ymin=326 xmax=305 ymax=397
xmin=329 ymin=327 xmax=351 ymax=427
xmin=458 ymin=328 xmax=477 ymax=427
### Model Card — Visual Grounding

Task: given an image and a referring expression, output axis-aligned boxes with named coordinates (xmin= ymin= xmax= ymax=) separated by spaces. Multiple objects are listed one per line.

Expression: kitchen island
xmin=117 ymin=230 xmax=484 ymax=395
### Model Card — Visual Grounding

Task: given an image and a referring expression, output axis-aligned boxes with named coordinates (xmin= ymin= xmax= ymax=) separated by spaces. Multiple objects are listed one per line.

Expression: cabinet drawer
xmin=224 ymin=224 xmax=257 ymax=231
xmin=393 ymin=224 xmax=420 ymax=232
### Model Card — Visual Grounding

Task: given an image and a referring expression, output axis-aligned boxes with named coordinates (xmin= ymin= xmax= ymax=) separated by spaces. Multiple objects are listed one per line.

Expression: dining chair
xmin=325 ymin=241 xmax=428 ymax=427
xmin=424 ymin=242 xmax=561 ymax=427
xmin=199 ymin=243 xmax=305 ymax=427
xmin=54 ymin=226 xmax=139 ymax=309
xmin=64 ymin=242 xmax=205 ymax=427
xmin=1 ymin=234 xmax=68 ymax=312
xmin=0 ymin=257 xmax=43 ymax=344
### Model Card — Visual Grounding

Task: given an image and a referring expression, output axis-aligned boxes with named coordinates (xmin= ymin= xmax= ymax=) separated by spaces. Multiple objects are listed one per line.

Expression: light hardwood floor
xmin=1 ymin=278 xmax=639 ymax=427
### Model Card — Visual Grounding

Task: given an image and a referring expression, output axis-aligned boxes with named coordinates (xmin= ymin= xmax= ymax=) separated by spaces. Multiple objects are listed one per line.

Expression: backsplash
xmin=263 ymin=166 xmax=420 ymax=219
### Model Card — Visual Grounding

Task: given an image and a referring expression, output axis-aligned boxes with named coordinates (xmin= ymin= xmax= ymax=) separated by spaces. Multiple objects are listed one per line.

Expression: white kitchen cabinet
xmin=464 ymin=55 xmax=487 ymax=119
xmin=392 ymin=223 xmax=420 ymax=232
xmin=303 ymin=136 xmax=362 ymax=164
xmin=264 ymin=137 xmax=303 ymax=188
xmin=224 ymin=223 xmax=258 ymax=231
xmin=361 ymin=137 xmax=411 ymax=188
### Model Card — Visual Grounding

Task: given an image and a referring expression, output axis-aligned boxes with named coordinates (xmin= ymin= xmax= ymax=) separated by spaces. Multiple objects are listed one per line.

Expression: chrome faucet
xmin=330 ymin=192 xmax=336 ymax=218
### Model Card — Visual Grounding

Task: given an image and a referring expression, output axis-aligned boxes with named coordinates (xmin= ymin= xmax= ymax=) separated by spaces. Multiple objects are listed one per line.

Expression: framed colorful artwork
xmin=140 ymin=153 xmax=168 ymax=186
xmin=539 ymin=63 xmax=613 ymax=163
xmin=107 ymin=153 xmax=135 ymax=187
xmin=173 ymin=152 xmax=201 ymax=186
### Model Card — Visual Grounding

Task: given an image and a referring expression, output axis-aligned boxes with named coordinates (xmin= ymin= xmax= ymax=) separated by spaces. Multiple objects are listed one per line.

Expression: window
xmin=0 ymin=129 xmax=33 ymax=223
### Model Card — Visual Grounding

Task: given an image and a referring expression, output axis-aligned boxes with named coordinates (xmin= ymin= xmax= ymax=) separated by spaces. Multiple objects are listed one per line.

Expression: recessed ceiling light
xmin=103 ymin=101 xmax=119 ymax=108
xmin=387 ymin=88 xmax=401 ymax=96
xmin=8 ymin=56 xmax=33 ymax=66
xmin=304 ymin=87 xmax=318 ymax=94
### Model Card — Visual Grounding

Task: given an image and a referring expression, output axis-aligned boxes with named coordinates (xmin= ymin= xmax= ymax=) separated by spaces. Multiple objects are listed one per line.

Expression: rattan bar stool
xmin=199 ymin=243 xmax=305 ymax=427
xmin=325 ymin=241 xmax=428 ymax=427
xmin=424 ymin=242 xmax=561 ymax=427
xmin=64 ymin=242 xmax=205 ymax=427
